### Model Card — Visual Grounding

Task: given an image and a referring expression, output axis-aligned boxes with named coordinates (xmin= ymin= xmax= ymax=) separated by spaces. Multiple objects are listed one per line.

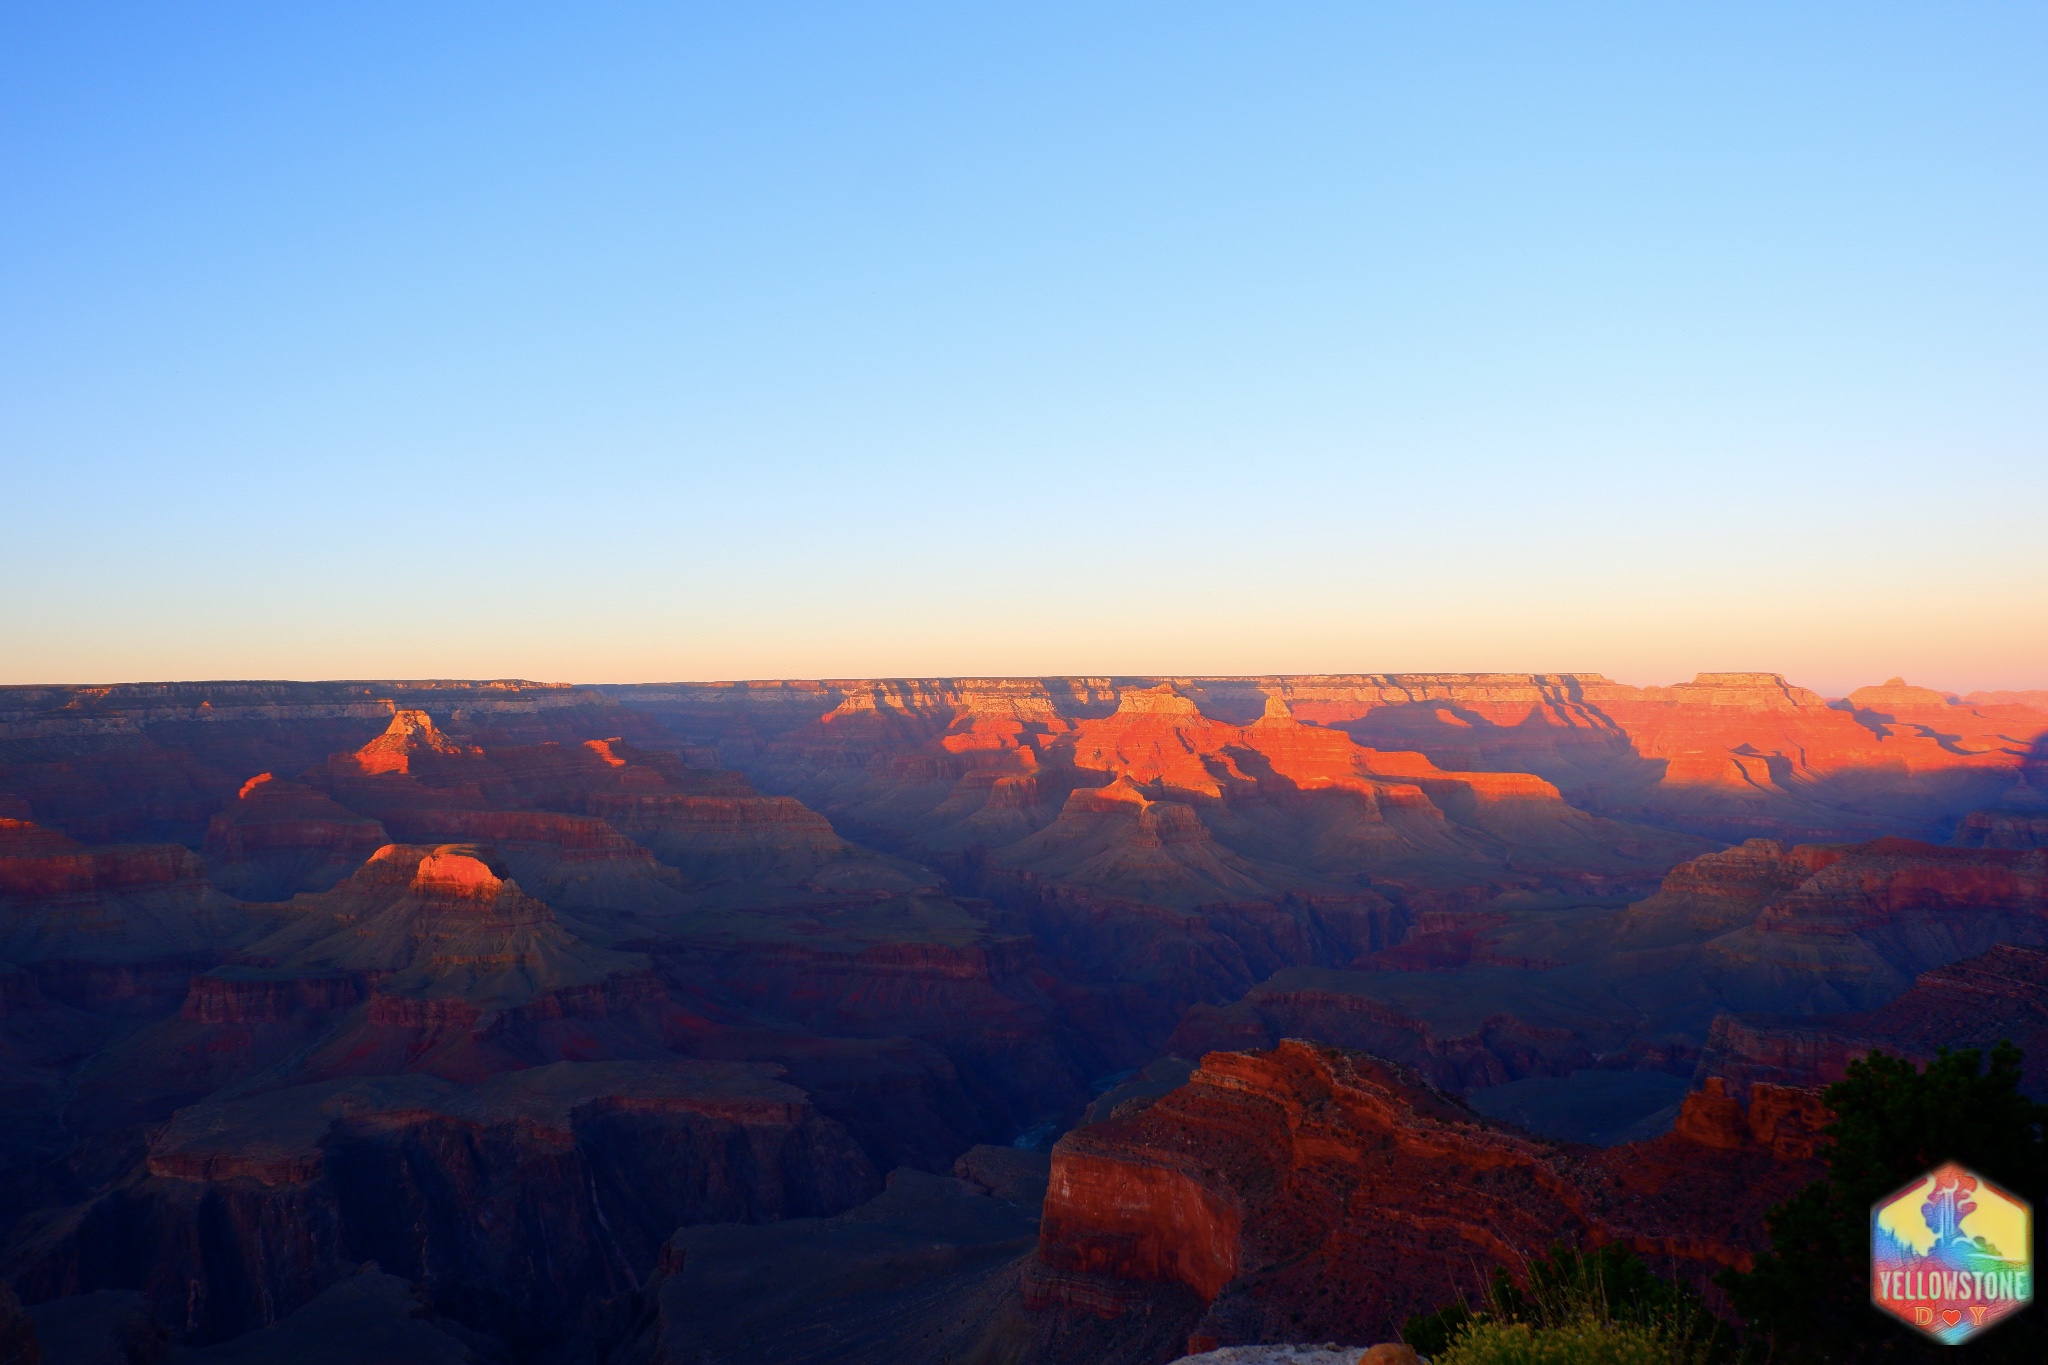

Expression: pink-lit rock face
xmin=341 ymin=710 xmax=477 ymax=776
xmin=408 ymin=848 xmax=506 ymax=900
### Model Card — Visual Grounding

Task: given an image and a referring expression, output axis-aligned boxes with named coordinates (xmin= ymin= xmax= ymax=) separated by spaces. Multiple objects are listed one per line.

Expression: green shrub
xmin=1436 ymin=1317 xmax=1671 ymax=1365
xmin=1721 ymin=1044 xmax=2046 ymax=1362
xmin=1403 ymin=1244 xmax=1740 ymax=1364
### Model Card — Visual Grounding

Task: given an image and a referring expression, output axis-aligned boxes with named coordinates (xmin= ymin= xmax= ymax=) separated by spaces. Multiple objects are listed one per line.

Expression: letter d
xmin=1915 ymin=1307 xmax=1934 ymax=1327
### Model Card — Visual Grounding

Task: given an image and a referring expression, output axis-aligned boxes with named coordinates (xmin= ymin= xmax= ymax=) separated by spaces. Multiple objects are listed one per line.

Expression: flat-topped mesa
xmin=274 ymin=845 xmax=571 ymax=943
xmin=169 ymin=841 xmax=672 ymax=1084
xmin=1846 ymin=678 xmax=1959 ymax=713
xmin=1650 ymin=672 xmax=1818 ymax=709
xmin=1115 ymin=684 xmax=1203 ymax=717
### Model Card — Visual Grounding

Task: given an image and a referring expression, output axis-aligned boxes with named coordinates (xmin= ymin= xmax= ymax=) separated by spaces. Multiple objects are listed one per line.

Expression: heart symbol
xmin=1941 ymin=1309 xmax=1961 ymax=1326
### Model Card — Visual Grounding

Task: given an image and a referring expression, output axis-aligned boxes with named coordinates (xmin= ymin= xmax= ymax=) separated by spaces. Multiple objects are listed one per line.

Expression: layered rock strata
xmin=1027 ymin=1041 xmax=1822 ymax=1348
xmin=18 ymin=1061 xmax=876 ymax=1348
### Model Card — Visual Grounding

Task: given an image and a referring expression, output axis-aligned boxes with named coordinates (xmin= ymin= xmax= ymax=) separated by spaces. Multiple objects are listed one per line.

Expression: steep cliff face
xmin=1027 ymin=1042 xmax=1821 ymax=1348
xmin=201 ymin=774 xmax=389 ymax=901
xmin=17 ymin=1061 xmax=877 ymax=1349
xmin=0 ymin=818 xmax=268 ymax=1013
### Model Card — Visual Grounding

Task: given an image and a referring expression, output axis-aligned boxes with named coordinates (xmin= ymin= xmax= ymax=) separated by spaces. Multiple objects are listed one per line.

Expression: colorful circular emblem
xmin=1871 ymin=1162 xmax=2033 ymax=1344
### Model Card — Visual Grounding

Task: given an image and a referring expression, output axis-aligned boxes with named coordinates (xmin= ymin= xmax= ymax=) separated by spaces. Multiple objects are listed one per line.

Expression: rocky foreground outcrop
xmin=1026 ymin=1041 xmax=1822 ymax=1350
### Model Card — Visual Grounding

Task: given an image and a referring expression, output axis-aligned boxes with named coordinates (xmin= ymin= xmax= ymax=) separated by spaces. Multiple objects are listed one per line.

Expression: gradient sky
xmin=4 ymin=4 xmax=2044 ymax=695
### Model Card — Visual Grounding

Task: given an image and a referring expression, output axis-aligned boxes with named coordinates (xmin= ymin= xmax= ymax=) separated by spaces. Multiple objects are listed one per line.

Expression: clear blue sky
xmin=4 ymin=3 xmax=2044 ymax=692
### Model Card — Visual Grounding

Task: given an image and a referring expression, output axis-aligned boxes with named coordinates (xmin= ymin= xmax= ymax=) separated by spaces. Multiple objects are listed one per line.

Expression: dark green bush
xmin=1721 ymin=1043 xmax=2046 ymax=1362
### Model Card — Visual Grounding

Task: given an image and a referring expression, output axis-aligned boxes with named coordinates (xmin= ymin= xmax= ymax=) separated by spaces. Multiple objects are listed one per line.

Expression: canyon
xmin=0 ymin=673 xmax=2043 ymax=1362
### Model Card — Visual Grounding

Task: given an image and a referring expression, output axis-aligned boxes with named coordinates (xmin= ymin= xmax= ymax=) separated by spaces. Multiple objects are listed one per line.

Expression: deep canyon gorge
xmin=0 ymin=672 xmax=2043 ymax=1363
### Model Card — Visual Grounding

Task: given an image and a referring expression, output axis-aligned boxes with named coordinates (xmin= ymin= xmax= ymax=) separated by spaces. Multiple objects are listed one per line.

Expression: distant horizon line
xmin=4 ymin=671 xmax=2044 ymax=701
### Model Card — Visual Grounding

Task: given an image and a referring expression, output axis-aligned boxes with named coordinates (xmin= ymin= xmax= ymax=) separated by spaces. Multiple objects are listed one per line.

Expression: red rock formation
xmin=0 ymin=818 xmax=267 ymax=1014
xmin=1951 ymin=808 xmax=2048 ymax=849
xmin=1167 ymin=972 xmax=1600 ymax=1091
xmin=1587 ymin=835 xmax=2048 ymax=1020
xmin=341 ymin=709 xmax=480 ymax=776
xmin=0 ymin=680 xmax=626 ymax=846
xmin=1270 ymin=672 xmax=2038 ymax=841
xmin=201 ymin=773 xmax=388 ymax=900
xmin=1697 ymin=943 xmax=2048 ymax=1100
xmin=319 ymin=713 xmax=905 ymax=897
xmin=20 ymin=1060 xmax=878 ymax=1347
xmin=0 ymin=819 xmax=208 ymax=900
xmin=643 ymin=671 xmax=2042 ymax=847
xmin=1028 ymin=1041 xmax=1821 ymax=1346
xmin=1667 ymin=1077 xmax=1824 ymax=1157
